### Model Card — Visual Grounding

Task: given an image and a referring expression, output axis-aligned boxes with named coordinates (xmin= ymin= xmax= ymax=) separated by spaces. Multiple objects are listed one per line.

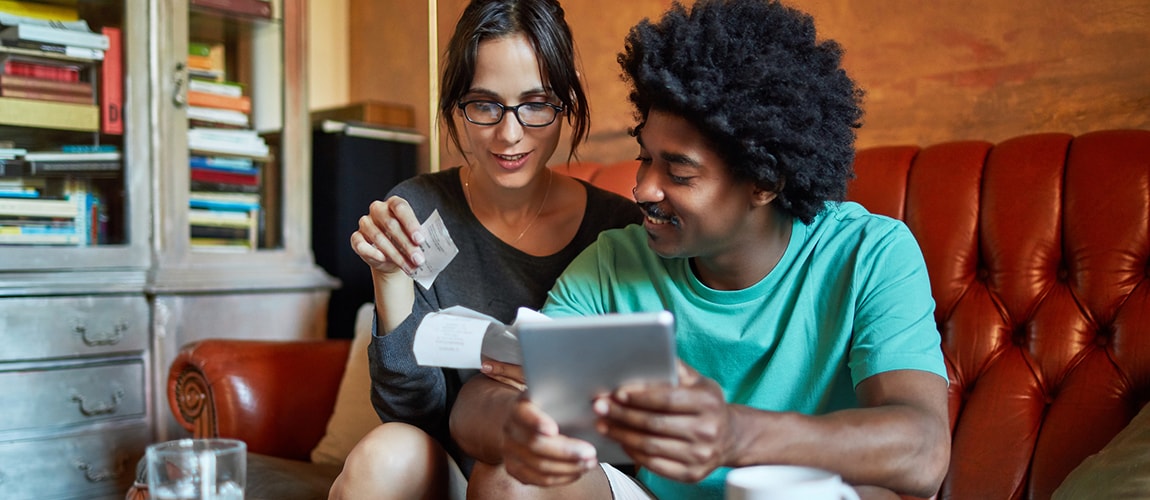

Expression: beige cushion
xmin=1052 ymin=403 xmax=1150 ymax=499
xmin=310 ymin=303 xmax=381 ymax=465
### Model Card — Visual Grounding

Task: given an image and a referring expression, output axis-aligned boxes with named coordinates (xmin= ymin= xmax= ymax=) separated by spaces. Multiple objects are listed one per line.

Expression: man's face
xmin=633 ymin=109 xmax=765 ymax=260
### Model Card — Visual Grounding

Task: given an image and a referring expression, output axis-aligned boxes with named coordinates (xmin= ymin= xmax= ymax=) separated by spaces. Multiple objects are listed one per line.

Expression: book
xmin=28 ymin=159 xmax=121 ymax=175
xmin=24 ymin=151 xmax=121 ymax=161
xmin=190 ymin=223 xmax=250 ymax=240
xmin=0 ymin=74 xmax=92 ymax=95
xmin=190 ymin=155 xmax=256 ymax=171
xmin=189 ymin=78 xmax=243 ymax=98
xmin=189 ymin=197 xmax=260 ymax=212
xmin=0 ymin=38 xmax=104 ymax=60
xmin=0 ymin=1 xmax=79 ymax=21
xmin=189 ymin=207 xmax=256 ymax=227
xmin=60 ymin=144 xmax=117 ymax=153
xmin=0 ymin=96 xmax=98 ymax=131
xmin=0 ymin=86 xmax=91 ymax=104
xmin=2 ymin=59 xmax=80 ymax=82
xmin=190 ymin=167 xmax=260 ymax=186
xmin=189 ymin=0 xmax=271 ymax=18
xmin=0 ymin=158 xmax=25 ymax=175
xmin=187 ymin=90 xmax=251 ymax=112
xmin=0 ymin=23 xmax=110 ymax=50
xmin=0 ymin=196 xmax=77 ymax=218
xmin=99 ymin=26 xmax=122 ymax=134
xmin=187 ymin=105 xmax=249 ymax=127
xmin=190 ymin=180 xmax=260 ymax=194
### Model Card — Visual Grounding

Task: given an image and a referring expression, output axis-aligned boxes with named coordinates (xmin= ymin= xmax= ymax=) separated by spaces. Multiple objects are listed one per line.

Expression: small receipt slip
xmin=409 ymin=209 xmax=459 ymax=289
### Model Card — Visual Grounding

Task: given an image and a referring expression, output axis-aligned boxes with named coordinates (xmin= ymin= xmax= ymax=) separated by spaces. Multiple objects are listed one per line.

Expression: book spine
xmin=28 ymin=160 xmax=122 ymax=174
xmin=187 ymin=90 xmax=251 ymax=113
xmin=3 ymin=60 xmax=80 ymax=82
xmin=0 ymin=197 xmax=78 ymax=218
xmin=0 ymin=87 xmax=92 ymax=104
xmin=0 ymin=0 xmax=80 ymax=20
xmin=189 ymin=155 xmax=256 ymax=171
xmin=0 ymin=74 xmax=93 ymax=95
xmin=3 ymin=23 xmax=110 ymax=50
xmin=190 ymin=168 xmax=260 ymax=186
xmin=99 ymin=26 xmax=123 ymax=135
xmin=188 ymin=79 xmax=243 ymax=98
xmin=0 ymin=96 xmax=98 ymax=131
xmin=189 ymin=0 xmax=271 ymax=18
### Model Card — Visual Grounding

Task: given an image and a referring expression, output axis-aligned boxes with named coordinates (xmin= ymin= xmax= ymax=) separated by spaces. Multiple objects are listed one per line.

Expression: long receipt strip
xmin=413 ymin=306 xmax=549 ymax=369
xmin=408 ymin=209 xmax=459 ymax=289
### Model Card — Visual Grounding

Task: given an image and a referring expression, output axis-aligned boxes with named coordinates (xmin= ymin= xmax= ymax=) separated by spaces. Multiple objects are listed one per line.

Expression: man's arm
xmin=599 ymin=367 xmax=950 ymax=498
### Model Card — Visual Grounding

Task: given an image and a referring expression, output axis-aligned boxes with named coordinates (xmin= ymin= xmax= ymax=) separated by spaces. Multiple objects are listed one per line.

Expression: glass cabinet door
xmin=0 ymin=0 xmax=149 ymax=270
xmin=184 ymin=0 xmax=283 ymax=252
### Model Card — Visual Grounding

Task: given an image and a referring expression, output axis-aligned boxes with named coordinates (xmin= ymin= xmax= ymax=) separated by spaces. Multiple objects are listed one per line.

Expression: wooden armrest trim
xmin=172 ymin=364 xmax=217 ymax=439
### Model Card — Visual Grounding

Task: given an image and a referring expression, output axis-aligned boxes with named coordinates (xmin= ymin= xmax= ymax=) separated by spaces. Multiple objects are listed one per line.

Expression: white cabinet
xmin=0 ymin=0 xmax=335 ymax=497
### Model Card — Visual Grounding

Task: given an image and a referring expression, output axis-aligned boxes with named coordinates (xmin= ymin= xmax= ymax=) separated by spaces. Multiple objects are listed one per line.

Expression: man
xmin=453 ymin=1 xmax=951 ymax=498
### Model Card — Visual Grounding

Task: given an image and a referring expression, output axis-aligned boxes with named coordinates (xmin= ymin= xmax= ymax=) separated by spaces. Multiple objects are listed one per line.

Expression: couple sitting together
xmin=334 ymin=0 xmax=949 ymax=499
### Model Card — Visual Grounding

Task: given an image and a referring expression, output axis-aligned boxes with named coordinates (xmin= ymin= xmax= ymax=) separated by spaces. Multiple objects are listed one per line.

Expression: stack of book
xmin=0 ymin=6 xmax=122 ymax=133
xmin=0 ymin=176 xmax=100 ymax=245
xmin=0 ymin=8 xmax=109 ymax=60
xmin=189 ymin=155 xmax=260 ymax=250
xmin=185 ymin=39 xmax=268 ymax=251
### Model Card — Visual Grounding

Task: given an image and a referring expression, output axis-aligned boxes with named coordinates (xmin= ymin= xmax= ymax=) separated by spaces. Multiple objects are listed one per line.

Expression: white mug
xmin=726 ymin=465 xmax=860 ymax=500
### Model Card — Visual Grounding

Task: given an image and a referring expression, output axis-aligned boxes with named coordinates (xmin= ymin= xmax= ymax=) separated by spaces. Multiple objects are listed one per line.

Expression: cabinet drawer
xmin=0 ymin=295 xmax=148 ymax=361
xmin=0 ymin=359 xmax=146 ymax=433
xmin=0 ymin=422 xmax=148 ymax=500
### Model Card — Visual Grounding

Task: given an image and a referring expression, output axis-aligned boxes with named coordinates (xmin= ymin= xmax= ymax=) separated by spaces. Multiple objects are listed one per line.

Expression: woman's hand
xmin=482 ymin=358 xmax=527 ymax=392
xmin=349 ymin=196 xmax=427 ymax=275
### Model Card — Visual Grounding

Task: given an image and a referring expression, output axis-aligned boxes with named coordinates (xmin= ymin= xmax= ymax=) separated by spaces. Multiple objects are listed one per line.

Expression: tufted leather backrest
xmin=847 ymin=130 xmax=1150 ymax=500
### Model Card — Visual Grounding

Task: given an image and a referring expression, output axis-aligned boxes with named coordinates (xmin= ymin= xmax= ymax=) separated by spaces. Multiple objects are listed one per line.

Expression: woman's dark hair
xmin=440 ymin=0 xmax=589 ymax=163
xmin=619 ymin=0 xmax=864 ymax=223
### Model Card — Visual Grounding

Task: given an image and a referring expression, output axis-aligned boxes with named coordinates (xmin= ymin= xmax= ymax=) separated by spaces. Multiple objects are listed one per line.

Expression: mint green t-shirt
xmin=542 ymin=201 xmax=947 ymax=499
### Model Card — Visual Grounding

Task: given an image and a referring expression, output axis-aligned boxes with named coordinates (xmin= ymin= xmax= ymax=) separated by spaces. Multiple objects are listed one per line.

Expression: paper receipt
xmin=408 ymin=209 xmax=459 ymax=289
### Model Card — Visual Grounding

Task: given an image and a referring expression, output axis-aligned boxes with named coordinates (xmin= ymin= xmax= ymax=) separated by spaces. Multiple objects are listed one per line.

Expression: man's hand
xmin=501 ymin=396 xmax=600 ymax=487
xmin=594 ymin=361 xmax=733 ymax=483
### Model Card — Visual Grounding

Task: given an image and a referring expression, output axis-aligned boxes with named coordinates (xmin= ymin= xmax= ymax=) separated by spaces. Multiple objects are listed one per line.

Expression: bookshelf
xmin=0 ymin=0 xmax=335 ymax=497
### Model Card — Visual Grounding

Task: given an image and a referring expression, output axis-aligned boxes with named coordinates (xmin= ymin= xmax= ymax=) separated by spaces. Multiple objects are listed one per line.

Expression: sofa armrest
xmin=168 ymin=338 xmax=352 ymax=461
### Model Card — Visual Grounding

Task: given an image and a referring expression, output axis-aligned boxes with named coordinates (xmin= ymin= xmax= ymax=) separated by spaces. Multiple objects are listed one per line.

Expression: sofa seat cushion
xmin=247 ymin=452 xmax=342 ymax=500
xmin=1052 ymin=403 xmax=1150 ymax=499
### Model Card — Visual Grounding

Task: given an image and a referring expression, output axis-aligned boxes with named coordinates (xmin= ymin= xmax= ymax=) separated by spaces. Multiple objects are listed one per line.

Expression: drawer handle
xmin=75 ymin=322 xmax=127 ymax=346
xmin=71 ymin=387 xmax=125 ymax=416
xmin=75 ymin=456 xmax=125 ymax=483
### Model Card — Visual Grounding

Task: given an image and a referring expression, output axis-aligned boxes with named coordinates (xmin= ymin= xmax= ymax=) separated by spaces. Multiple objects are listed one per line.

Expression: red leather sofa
xmin=139 ymin=130 xmax=1150 ymax=499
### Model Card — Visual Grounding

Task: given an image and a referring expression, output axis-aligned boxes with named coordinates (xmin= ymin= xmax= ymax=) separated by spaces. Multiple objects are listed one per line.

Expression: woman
xmin=329 ymin=1 xmax=642 ymax=498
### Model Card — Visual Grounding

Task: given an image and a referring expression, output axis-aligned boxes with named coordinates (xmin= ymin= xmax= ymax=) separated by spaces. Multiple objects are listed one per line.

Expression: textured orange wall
xmin=350 ymin=0 xmax=1150 ymax=171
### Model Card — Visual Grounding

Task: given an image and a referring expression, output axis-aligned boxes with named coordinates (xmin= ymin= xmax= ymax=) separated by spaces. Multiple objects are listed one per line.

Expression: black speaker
xmin=311 ymin=124 xmax=419 ymax=338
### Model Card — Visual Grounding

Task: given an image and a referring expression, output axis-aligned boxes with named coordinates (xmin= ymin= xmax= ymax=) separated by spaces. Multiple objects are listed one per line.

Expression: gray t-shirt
xmin=367 ymin=166 xmax=643 ymax=473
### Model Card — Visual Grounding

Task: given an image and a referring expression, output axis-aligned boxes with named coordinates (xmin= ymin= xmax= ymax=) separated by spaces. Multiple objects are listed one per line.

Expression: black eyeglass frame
xmin=457 ymin=100 xmax=565 ymax=127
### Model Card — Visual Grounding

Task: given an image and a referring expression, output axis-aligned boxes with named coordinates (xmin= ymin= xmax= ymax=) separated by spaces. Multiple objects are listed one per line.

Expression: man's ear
xmin=752 ymin=177 xmax=784 ymax=207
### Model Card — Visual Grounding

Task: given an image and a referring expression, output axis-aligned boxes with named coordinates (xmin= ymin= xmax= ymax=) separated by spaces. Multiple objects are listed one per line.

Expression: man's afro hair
xmin=619 ymin=0 xmax=864 ymax=223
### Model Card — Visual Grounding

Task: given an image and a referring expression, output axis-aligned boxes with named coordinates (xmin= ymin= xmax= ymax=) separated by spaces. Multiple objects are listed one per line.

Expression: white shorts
xmin=601 ymin=463 xmax=655 ymax=500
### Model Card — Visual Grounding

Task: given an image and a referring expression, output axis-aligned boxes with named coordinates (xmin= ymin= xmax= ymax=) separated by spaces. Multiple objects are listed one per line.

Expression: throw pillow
xmin=1052 ymin=402 xmax=1150 ymax=499
xmin=310 ymin=303 xmax=381 ymax=465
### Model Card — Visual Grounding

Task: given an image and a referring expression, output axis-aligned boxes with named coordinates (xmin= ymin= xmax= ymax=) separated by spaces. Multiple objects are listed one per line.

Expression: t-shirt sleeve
xmin=848 ymin=223 xmax=948 ymax=385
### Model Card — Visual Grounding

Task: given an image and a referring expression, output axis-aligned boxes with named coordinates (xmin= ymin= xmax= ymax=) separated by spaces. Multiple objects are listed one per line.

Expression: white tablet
xmin=518 ymin=311 xmax=678 ymax=464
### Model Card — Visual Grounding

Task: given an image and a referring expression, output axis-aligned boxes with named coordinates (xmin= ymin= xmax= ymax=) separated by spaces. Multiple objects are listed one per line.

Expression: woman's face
xmin=459 ymin=33 xmax=563 ymax=188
